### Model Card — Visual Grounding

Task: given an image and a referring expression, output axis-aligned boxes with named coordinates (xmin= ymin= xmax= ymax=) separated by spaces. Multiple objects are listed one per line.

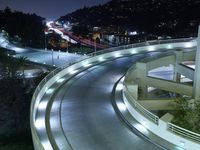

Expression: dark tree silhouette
xmin=0 ymin=7 xmax=45 ymax=48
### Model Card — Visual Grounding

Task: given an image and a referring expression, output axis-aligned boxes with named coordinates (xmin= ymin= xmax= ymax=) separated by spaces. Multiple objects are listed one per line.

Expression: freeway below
xmin=15 ymin=50 xmax=82 ymax=67
xmin=0 ymin=33 xmax=82 ymax=67
xmin=37 ymin=52 xmax=165 ymax=150
xmin=48 ymin=22 xmax=110 ymax=49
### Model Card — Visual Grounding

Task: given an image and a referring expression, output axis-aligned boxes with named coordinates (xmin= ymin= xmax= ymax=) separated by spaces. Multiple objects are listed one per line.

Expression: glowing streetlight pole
xmin=94 ymin=40 xmax=96 ymax=55
xmin=44 ymin=32 xmax=48 ymax=50
xmin=51 ymin=49 xmax=54 ymax=66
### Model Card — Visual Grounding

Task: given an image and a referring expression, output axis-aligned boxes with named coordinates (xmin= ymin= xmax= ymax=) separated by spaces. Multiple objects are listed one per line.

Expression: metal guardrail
xmin=30 ymin=37 xmax=197 ymax=149
xmin=124 ymin=86 xmax=159 ymax=125
xmin=168 ymin=123 xmax=200 ymax=143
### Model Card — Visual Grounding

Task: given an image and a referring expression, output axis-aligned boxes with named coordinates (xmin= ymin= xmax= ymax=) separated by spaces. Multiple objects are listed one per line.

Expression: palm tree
xmin=0 ymin=50 xmax=16 ymax=78
xmin=0 ymin=48 xmax=29 ymax=79
xmin=17 ymin=56 xmax=29 ymax=83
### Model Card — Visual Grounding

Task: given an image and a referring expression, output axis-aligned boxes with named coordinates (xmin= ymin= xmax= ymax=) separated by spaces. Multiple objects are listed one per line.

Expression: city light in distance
xmin=129 ymin=31 xmax=137 ymax=36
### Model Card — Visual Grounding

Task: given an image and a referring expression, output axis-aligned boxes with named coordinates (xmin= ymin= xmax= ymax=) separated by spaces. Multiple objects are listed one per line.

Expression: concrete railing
xmin=88 ymin=37 xmax=196 ymax=57
xmin=124 ymin=85 xmax=159 ymax=124
xmin=123 ymin=89 xmax=200 ymax=150
xmin=168 ymin=123 xmax=200 ymax=143
xmin=30 ymin=38 xmax=197 ymax=150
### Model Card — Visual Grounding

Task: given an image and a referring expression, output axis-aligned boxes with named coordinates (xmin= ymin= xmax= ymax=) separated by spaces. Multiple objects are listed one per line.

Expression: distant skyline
xmin=0 ymin=0 xmax=110 ymax=20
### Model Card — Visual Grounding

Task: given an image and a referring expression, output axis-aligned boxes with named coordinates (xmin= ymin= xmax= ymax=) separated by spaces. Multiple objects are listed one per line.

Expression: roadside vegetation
xmin=0 ymin=7 xmax=45 ymax=48
xmin=172 ymin=96 xmax=200 ymax=134
xmin=0 ymin=48 xmax=48 ymax=150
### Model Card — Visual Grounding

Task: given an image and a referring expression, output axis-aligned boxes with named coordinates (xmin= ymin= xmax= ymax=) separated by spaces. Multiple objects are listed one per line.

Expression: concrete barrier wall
xmin=123 ymin=90 xmax=200 ymax=150
xmin=146 ymin=76 xmax=193 ymax=96
xmin=183 ymin=51 xmax=195 ymax=61
xmin=146 ymin=55 xmax=175 ymax=71
xmin=177 ymin=64 xmax=194 ymax=80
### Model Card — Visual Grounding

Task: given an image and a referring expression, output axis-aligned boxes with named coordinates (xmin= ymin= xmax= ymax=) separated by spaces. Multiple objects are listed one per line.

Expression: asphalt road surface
xmin=48 ymin=53 xmax=163 ymax=150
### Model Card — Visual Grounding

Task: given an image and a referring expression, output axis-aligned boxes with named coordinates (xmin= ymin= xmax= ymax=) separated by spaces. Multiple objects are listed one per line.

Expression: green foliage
xmin=172 ymin=97 xmax=200 ymax=134
xmin=69 ymin=45 xmax=93 ymax=54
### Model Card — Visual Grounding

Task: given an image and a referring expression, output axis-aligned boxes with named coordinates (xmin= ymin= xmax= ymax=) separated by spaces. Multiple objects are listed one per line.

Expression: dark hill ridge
xmin=59 ymin=0 xmax=200 ymax=37
xmin=0 ymin=7 xmax=45 ymax=48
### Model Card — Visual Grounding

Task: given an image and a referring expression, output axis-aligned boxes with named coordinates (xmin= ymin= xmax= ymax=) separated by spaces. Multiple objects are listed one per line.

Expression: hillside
xmin=59 ymin=0 xmax=200 ymax=37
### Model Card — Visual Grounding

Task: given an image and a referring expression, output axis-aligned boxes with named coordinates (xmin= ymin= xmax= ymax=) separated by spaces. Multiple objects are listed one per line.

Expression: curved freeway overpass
xmin=31 ymin=38 xmax=196 ymax=150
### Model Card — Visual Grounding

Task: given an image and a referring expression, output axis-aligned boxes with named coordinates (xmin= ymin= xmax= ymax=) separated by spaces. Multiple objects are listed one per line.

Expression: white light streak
xmin=148 ymin=46 xmax=155 ymax=51
xmin=46 ymin=88 xmax=54 ymax=94
xmin=167 ymin=45 xmax=172 ymax=49
xmin=131 ymin=49 xmax=137 ymax=54
xmin=38 ymin=101 xmax=48 ymax=110
xmin=117 ymin=102 xmax=127 ymax=111
xmin=69 ymin=68 xmax=78 ymax=75
xmin=83 ymin=62 xmax=91 ymax=67
xmin=180 ymin=141 xmax=185 ymax=147
xmin=185 ymin=43 xmax=193 ymax=48
xmin=116 ymin=83 xmax=123 ymax=91
xmin=114 ymin=52 xmax=121 ymax=58
xmin=99 ymin=56 xmax=104 ymax=62
xmin=57 ymin=78 xmax=65 ymax=83
xmin=35 ymin=118 xmax=45 ymax=129
xmin=135 ymin=123 xmax=148 ymax=134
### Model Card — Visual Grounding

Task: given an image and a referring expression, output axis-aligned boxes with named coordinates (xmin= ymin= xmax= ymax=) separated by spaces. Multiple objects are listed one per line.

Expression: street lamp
xmin=51 ymin=49 xmax=54 ymax=66
xmin=94 ymin=39 xmax=96 ymax=56
xmin=67 ymin=41 xmax=69 ymax=52
xmin=44 ymin=32 xmax=48 ymax=50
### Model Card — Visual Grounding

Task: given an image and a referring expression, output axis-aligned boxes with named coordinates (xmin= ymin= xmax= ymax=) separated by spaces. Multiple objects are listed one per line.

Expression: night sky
xmin=0 ymin=0 xmax=110 ymax=20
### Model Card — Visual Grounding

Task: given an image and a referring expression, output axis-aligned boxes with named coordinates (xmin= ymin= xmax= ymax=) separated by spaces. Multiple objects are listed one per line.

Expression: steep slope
xmin=59 ymin=0 xmax=200 ymax=37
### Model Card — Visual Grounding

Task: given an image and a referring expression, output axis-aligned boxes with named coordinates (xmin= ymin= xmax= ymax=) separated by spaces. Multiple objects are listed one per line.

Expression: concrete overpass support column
xmin=193 ymin=26 xmax=200 ymax=99
xmin=136 ymin=62 xmax=148 ymax=98
xmin=174 ymin=50 xmax=183 ymax=82
xmin=140 ymin=85 xmax=148 ymax=98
